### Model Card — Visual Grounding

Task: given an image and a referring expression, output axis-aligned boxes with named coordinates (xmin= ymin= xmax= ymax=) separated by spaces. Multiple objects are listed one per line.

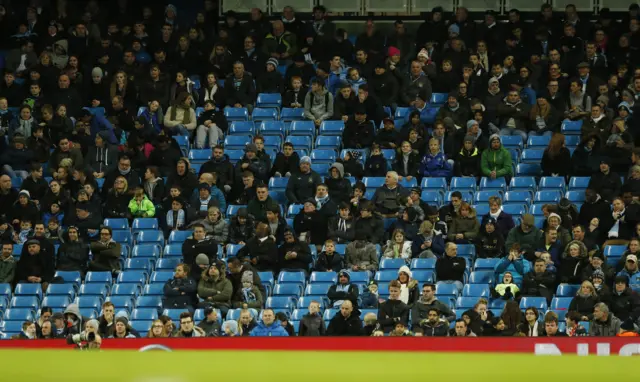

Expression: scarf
xmin=399 ymin=283 xmax=410 ymax=304
xmin=312 ymin=20 xmax=326 ymax=35
xmin=315 ymin=195 xmax=329 ymax=210
xmin=119 ymin=166 xmax=131 ymax=176
xmin=144 ymin=178 xmax=161 ymax=199
xmin=338 ymin=217 xmax=348 ymax=232
xmin=204 ymin=85 xmax=218 ymax=102
xmin=402 ymin=152 xmax=411 ymax=174
xmin=608 ymin=208 xmax=626 ymax=238
xmin=489 ymin=207 xmax=502 ymax=219
xmin=170 ymin=103 xmax=192 ymax=125
xmin=528 ymin=321 xmax=539 ymax=337
xmin=95 ymin=146 xmax=110 ymax=173
xmin=242 ymin=287 xmax=257 ymax=303
xmin=332 ymin=283 xmax=351 ymax=307
xmin=448 ymin=102 xmax=460 ymax=112
xmin=167 ymin=209 xmax=185 ymax=229
xmin=591 ymin=114 xmax=604 ymax=123
xmin=199 ymin=195 xmax=211 ymax=211
xmin=17 ymin=117 xmax=34 ymax=137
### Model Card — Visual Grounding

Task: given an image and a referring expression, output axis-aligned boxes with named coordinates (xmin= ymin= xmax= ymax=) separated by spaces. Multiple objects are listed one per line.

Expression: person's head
xmin=579 ymin=280 xmax=596 ymax=297
xmin=544 ymin=312 xmax=559 ymax=335
xmin=385 ymin=171 xmax=399 ymax=188
xmin=174 ymin=263 xmax=189 ymax=279
xmin=445 ymin=242 xmax=457 ymax=257
xmin=572 ymin=225 xmax=585 ymax=241
xmin=179 ymin=312 xmax=194 ymax=332
xmin=192 ymin=224 xmax=206 ymax=241
xmin=525 ymin=307 xmax=539 ymax=324
xmin=455 ymin=319 xmax=467 ymax=336
xmin=593 ymin=302 xmax=609 ymax=322
xmin=299 ymin=157 xmax=311 ymax=173
xmin=149 ymin=319 xmax=167 ymax=338
xmin=388 ymin=280 xmax=401 ymax=300
xmin=0 ymin=242 xmax=12 ymax=258
xmin=612 ymin=197 xmax=624 ymax=212
xmin=534 ymin=258 xmax=546 ymax=274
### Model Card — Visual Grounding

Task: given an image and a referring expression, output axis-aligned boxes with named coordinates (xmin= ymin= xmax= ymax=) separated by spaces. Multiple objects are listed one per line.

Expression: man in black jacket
xmin=435 ymin=243 xmax=466 ymax=290
xmin=103 ymin=155 xmax=141 ymax=196
xmin=522 ymin=258 xmax=557 ymax=304
xmin=326 ymin=300 xmax=364 ymax=336
xmin=236 ymin=222 xmax=278 ymax=272
xmin=587 ymin=158 xmax=622 ymax=203
xmin=56 ymin=226 xmax=90 ymax=276
xmin=609 ymin=275 xmax=640 ymax=323
xmin=181 ymin=224 xmax=218 ymax=276
xmin=227 ymin=257 xmax=267 ymax=298
xmin=327 ymin=270 xmax=359 ymax=308
xmin=342 ymin=105 xmax=375 ymax=149
xmin=163 ymin=263 xmax=197 ymax=310
xmin=199 ymin=145 xmax=234 ymax=194
xmin=285 ymin=156 xmax=322 ymax=204
xmin=419 ymin=307 xmax=449 ymax=336
xmin=225 ymin=62 xmax=256 ymax=112
xmin=377 ymin=280 xmax=410 ymax=333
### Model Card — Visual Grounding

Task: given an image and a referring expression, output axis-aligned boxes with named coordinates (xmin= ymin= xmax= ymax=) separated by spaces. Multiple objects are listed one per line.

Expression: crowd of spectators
xmin=3 ymin=0 xmax=640 ymax=340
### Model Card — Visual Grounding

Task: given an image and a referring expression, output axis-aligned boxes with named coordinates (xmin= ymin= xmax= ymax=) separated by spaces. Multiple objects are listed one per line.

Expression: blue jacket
xmin=412 ymin=105 xmax=438 ymax=124
xmin=347 ymin=76 xmax=367 ymax=94
xmin=327 ymin=67 xmax=347 ymax=95
xmin=411 ymin=233 xmax=445 ymax=257
xmin=249 ymin=321 xmax=289 ymax=337
xmin=495 ymin=256 xmax=532 ymax=277
xmin=520 ymin=87 xmax=536 ymax=106
xmin=140 ymin=109 xmax=163 ymax=133
xmin=480 ymin=211 xmax=515 ymax=238
xmin=617 ymin=268 xmax=640 ymax=284
xmin=190 ymin=185 xmax=226 ymax=213
xmin=419 ymin=151 xmax=452 ymax=178
xmin=90 ymin=114 xmax=117 ymax=144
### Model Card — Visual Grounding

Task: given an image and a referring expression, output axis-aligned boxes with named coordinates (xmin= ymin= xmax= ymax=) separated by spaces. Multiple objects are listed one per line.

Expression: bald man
xmin=0 ymin=175 xmax=18 ymax=217
xmin=326 ymin=300 xmax=364 ymax=336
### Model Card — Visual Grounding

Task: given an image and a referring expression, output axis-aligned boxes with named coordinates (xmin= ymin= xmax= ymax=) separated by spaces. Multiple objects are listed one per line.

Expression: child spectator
xmin=128 ymin=187 xmax=156 ymax=218
xmin=232 ymin=271 xmax=263 ymax=309
xmin=364 ymin=144 xmax=388 ymax=177
xmin=315 ymin=239 xmax=344 ymax=272
xmin=275 ymin=311 xmax=295 ymax=336
xmin=17 ymin=220 xmax=33 ymax=244
xmin=282 ymin=76 xmax=307 ymax=108
xmin=494 ymin=271 xmax=520 ymax=300
xmin=399 ymin=111 xmax=427 ymax=142
xmin=541 ymin=252 xmax=557 ymax=274
xmin=45 ymin=217 xmax=62 ymax=244
xmin=361 ymin=281 xmax=380 ymax=309
xmin=420 ymin=138 xmax=452 ymax=178
xmin=43 ymin=202 xmax=65 ymax=227
xmin=383 ymin=229 xmax=412 ymax=260
xmin=476 ymin=217 xmax=505 ymax=258
xmin=165 ymin=197 xmax=187 ymax=235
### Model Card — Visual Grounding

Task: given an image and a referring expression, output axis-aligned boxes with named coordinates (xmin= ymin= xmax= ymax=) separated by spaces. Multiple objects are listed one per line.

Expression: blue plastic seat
xmin=556 ymin=284 xmax=580 ymax=297
xmin=445 ymin=191 xmax=473 ymax=203
xmin=410 ymin=258 xmax=436 ymax=270
xmin=349 ymin=272 xmax=370 ymax=284
xmin=457 ymin=244 xmax=476 ymax=256
xmin=539 ymin=177 xmax=566 ymax=192
xmin=474 ymin=204 xmax=490 ymax=216
xmin=474 ymin=258 xmax=500 ymax=271
xmin=85 ymin=272 xmax=112 ymax=285
xmin=229 ymin=121 xmax=255 ymax=136
xmin=78 ymin=284 xmax=108 ymax=299
xmin=450 ymin=177 xmax=477 ymax=192
xmin=3 ymin=308 xmax=35 ymax=321
xmin=227 ymin=205 xmax=248 ymax=217
xmin=268 ymin=177 xmax=289 ymax=193
xmin=504 ymin=191 xmax=532 ymax=205
xmin=10 ymin=296 xmax=40 ymax=310
xmin=112 ymin=230 xmax=132 ymax=245
xmin=162 ymin=308 xmax=188 ymax=321
xmin=111 ymin=284 xmax=141 ymax=299
xmin=273 ymin=284 xmax=303 ymax=298
xmin=285 ymin=135 xmax=312 ymax=152
xmin=14 ymin=284 xmax=43 ymax=301
xmin=150 ymin=271 xmax=174 ymax=284
xmin=516 ymin=163 xmax=542 ymax=176
xmin=103 ymin=218 xmax=129 ymax=230
xmin=41 ymin=296 xmax=70 ymax=310
xmin=124 ymin=258 xmax=153 ymax=273
xmin=252 ymin=107 xmax=278 ymax=121
xmin=266 ymin=296 xmax=296 ymax=311
xmin=135 ymin=230 xmax=164 ymax=245
xmin=223 ymin=135 xmax=251 ymax=150
xmin=227 ymin=244 xmax=245 ymax=258
xmin=479 ymin=177 xmax=507 ymax=192
xmin=54 ymin=271 xmax=82 ymax=286
xmin=259 ymin=122 xmax=286 ymax=139
xmin=430 ymin=93 xmax=448 ymax=105
xmin=168 ymin=231 xmax=191 ymax=244
xmin=322 ymin=308 xmax=338 ymax=321
xmin=362 ymin=177 xmax=385 ymax=189
xmin=411 ymin=270 xmax=435 ymax=284
xmin=76 ymin=296 xmax=103 ymax=310
xmin=319 ymin=121 xmax=345 ymax=136
xmin=277 ymin=271 xmax=306 ymax=285
xmin=527 ymin=135 xmax=551 ymax=148
xmin=106 ymin=296 xmax=134 ymax=313
xmin=46 ymin=284 xmax=76 ymax=300
xmin=398 ymin=177 xmax=418 ymax=188
xmin=374 ymin=270 xmax=398 ymax=283
xmin=604 ymin=245 xmax=626 ymax=257
xmin=561 ymin=119 xmax=583 ymax=135
xmin=0 ymin=321 xmax=25 ymax=334
xmin=315 ymin=136 xmax=341 ymax=150
xmin=224 ymin=107 xmax=249 ymax=121
xmin=304 ymin=283 xmax=331 ymax=296
xmin=502 ymin=204 xmax=526 ymax=217
xmin=132 ymin=218 xmax=159 ymax=233
xmin=116 ymin=271 xmax=147 ymax=285
xmin=142 ymin=284 xmax=165 ymax=296
xmin=136 ymin=296 xmax=163 ymax=310
xmin=473 ymin=190 xmax=502 ymax=204
xmin=565 ymin=190 xmax=585 ymax=203
xmin=394 ymin=107 xmax=410 ymax=121
xmin=156 ymin=258 xmax=180 ymax=271
xmin=468 ymin=271 xmax=495 ymax=284
xmin=281 ymin=108 xmax=305 ymax=121
xmin=420 ymin=191 xmax=443 ymax=206
xmin=501 ymin=135 xmax=524 ymax=150
xmin=534 ymin=190 xmax=562 ymax=203
xmin=132 ymin=307 xmax=160 ymax=322
xmin=568 ymin=176 xmax=590 ymax=190
xmin=188 ymin=149 xmax=211 ymax=163
xmin=310 ymin=272 xmax=337 ymax=284
xmin=131 ymin=244 xmax=162 ymax=259
xmin=256 ymin=93 xmax=282 ymax=108
xmin=380 ymin=258 xmax=405 ymax=270
xmin=163 ymin=243 xmax=183 ymax=258
xmin=455 ymin=296 xmax=477 ymax=310
xmin=0 ymin=283 xmax=12 ymax=298
xmin=462 ymin=284 xmax=491 ymax=297
xmin=310 ymin=149 xmax=337 ymax=164
xmin=520 ymin=296 xmax=548 ymax=311
xmin=509 ymin=176 xmax=537 ymax=192
xmin=550 ymin=297 xmax=573 ymax=310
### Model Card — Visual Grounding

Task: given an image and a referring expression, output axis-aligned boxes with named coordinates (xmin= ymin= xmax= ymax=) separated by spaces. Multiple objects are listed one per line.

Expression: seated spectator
xmin=589 ymin=302 xmax=621 ymax=337
xmin=541 ymin=133 xmax=571 ymax=178
xmin=571 ymin=134 xmax=601 ymax=177
xmin=195 ymin=101 xmax=228 ymax=150
xmin=377 ymin=280 xmax=410 ymax=333
xmin=56 ymin=226 xmax=89 ymax=276
xmin=411 ymin=220 xmax=445 ymax=259
xmin=497 ymin=90 xmax=530 ymax=142
xmin=197 ymin=73 xmax=224 ymax=108
xmin=323 ymin=163 xmax=352 ymax=206
xmin=505 ymin=214 xmax=542 ymax=257
xmin=275 ymin=312 xmax=295 ymax=336
xmin=225 ymin=62 xmax=256 ymax=112
xmin=163 ymin=263 xmax=197 ymax=311
xmin=165 ymin=197 xmax=188 ymax=235
xmin=139 ymin=100 xmax=164 ymax=134
xmin=588 ymin=158 xmax=621 ymax=203
xmin=315 ymin=239 xmax=344 ymax=272
xmin=396 ymin=266 xmax=418 ymax=306
xmin=447 ymin=202 xmax=479 ymax=244
xmin=435 ymin=243 xmax=466 ymax=290
xmin=582 ymin=251 xmax=614 ymax=286
xmin=10 ymin=190 xmax=39 ymax=225
xmin=104 ymin=176 xmax=131 ymax=219
xmin=343 ymin=106 xmax=375 ymax=150
xmin=250 ymin=309 xmax=288 ymax=337
xmin=369 ymin=60 xmax=398 ymax=108
xmin=480 ymin=134 xmax=513 ymax=181
xmin=371 ymin=171 xmax=409 ymax=217
xmin=569 ymin=280 xmax=600 ymax=321
xmin=480 ymin=196 xmax=515 ymax=238
xmin=236 ymin=309 xmax=257 ymax=337
xmin=476 ymin=218 xmax=505 ymax=259
xmin=89 ymin=227 xmax=121 ymax=274
xmin=383 ymin=229 xmax=412 ymax=261
xmin=232 ymin=270 xmax=264 ymax=310
xmin=285 ymin=156 xmax=321 ymax=204
xmin=559 ymin=241 xmax=590 ymax=284
xmin=263 ymin=20 xmax=298 ymax=60
xmin=529 ymin=96 xmax=561 ymax=137
xmin=609 ymin=275 xmax=640 ymax=323
xmin=282 ymin=76 xmax=307 ymax=109
xmin=15 ymin=239 xmax=54 ymax=292
xmin=304 ymin=79 xmax=333 ymax=127
xmin=327 ymin=300 xmax=363 ymax=336
xmin=375 ymin=118 xmax=398 ymax=150
xmin=543 ymin=311 xmax=567 ymax=337
xmin=451 ymin=318 xmax=476 ymax=337
xmin=565 ymin=311 xmax=587 ymax=337
xmin=299 ymin=300 xmax=326 ymax=336
xmin=128 ymin=187 xmax=155 ymax=218
xmin=236 ymin=222 xmax=278 ymax=272
xmin=522 ymin=258 xmax=556 ymax=304
xmin=182 ymin=224 xmax=218 ymax=277
xmin=256 ymin=58 xmax=284 ymax=94
xmin=294 ymin=199 xmax=328 ymax=249
xmin=606 ymin=197 xmax=632 ymax=243
xmin=519 ymin=307 xmax=543 ymax=337
xmin=188 ymin=206 xmax=229 ymax=244
xmin=617 ymin=255 xmax=640 ymax=285
xmin=1 ymin=135 xmax=34 ymax=180
xmin=360 ymin=280 xmax=380 ymax=309
xmin=565 ymin=78 xmax=591 ymax=121
xmin=393 ymin=141 xmax=420 ymax=180
xmin=454 ymin=135 xmax=481 ymax=178
xmin=263 ymin=205 xmax=287 ymax=245
xmin=420 ymin=138 xmax=452 ymax=178
xmin=400 ymin=60 xmax=432 ymax=107
xmin=175 ymin=312 xmax=206 ymax=337
xmin=103 ymin=155 xmax=142 ymax=197
xmin=345 ymin=231 xmax=379 ymax=273
xmin=389 ymin=206 xmax=419 ymax=241
xmin=247 ymin=184 xmax=278 ymax=222
xmin=419 ymin=307 xmax=450 ymax=336
xmin=278 ymin=228 xmax=312 ymax=273
xmin=21 ymin=163 xmax=48 ymax=205
xmin=271 ymin=142 xmax=300 ymax=178
xmin=229 ymin=208 xmax=255 ymax=245
xmin=339 ymin=150 xmax=364 ymax=179
xmin=191 ymin=182 xmax=225 ymax=219
xmin=164 ymin=93 xmax=197 ymax=138
xmin=141 ymin=166 xmax=166 ymax=205
xmin=197 ymin=307 xmax=221 ymax=337
xmin=0 ymin=242 xmax=16 ymax=284
xmin=399 ymin=111 xmax=427 ymax=143
xmin=494 ymin=271 xmax=520 ymax=300
xmin=364 ymin=143 xmax=388 ymax=177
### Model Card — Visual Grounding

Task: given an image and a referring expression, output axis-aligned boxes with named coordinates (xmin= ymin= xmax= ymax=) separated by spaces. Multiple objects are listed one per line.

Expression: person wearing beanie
xmin=197 ymin=306 xmax=222 ymax=337
xmin=480 ymin=133 xmax=513 ymax=181
xmin=368 ymin=59 xmax=399 ymax=108
xmin=476 ymin=217 xmax=505 ymax=258
xmin=617 ymin=317 xmax=639 ymax=336
xmin=580 ymin=249 xmax=615 ymax=287
xmin=284 ymin=53 xmax=315 ymax=89
xmin=328 ymin=270 xmax=359 ymax=308
xmin=256 ymin=56 xmax=284 ymax=94
xmin=109 ymin=314 xmax=137 ymax=338
xmin=285 ymin=154 xmax=322 ymax=204
xmin=232 ymin=269 xmax=264 ymax=309
xmin=197 ymin=260 xmax=232 ymax=313
xmin=163 ymin=263 xmax=197 ymax=311
xmin=454 ymin=133 xmax=481 ymax=178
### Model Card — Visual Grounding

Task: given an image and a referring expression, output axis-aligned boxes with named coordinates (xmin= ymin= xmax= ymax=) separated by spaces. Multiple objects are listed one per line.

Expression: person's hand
xmin=238 ymin=241 xmax=245 ymax=245
xmin=27 ymin=276 xmax=38 ymax=282
xmin=508 ymin=253 xmax=514 ymax=261
xmin=423 ymin=241 xmax=432 ymax=249
xmin=480 ymin=311 xmax=488 ymax=321
xmin=104 ymin=311 xmax=114 ymax=323
xmin=290 ymin=252 xmax=297 ymax=258
xmin=342 ymin=115 xmax=349 ymax=122
xmin=456 ymin=234 xmax=464 ymax=240
xmin=389 ymin=64 xmax=396 ymax=71
xmin=32 ymin=200 xmax=39 ymax=205
xmin=241 ymin=163 xmax=249 ymax=169
xmin=398 ymin=176 xmax=404 ymax=181
xmin=352 ymin=265 xmax=359 ymax=271
xmin=350 ymin=197 xmax=359 ymax=204
xmin=234 ymin=103 xmax=242 ymax=108
xmin=406 ymin=175 xmax=412 ymax=181
xmin=12 ymin=219 xmax=19 ymax=225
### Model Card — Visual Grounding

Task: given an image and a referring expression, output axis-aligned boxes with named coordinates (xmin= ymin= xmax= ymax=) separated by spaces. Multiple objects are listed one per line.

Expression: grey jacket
xmin=304 ymin=89 xmax=334 ymax=121
xmin=589 ymin=314 xmax=621 ymax=337
xmin=345 ymin=241 xmax=379 ymax=271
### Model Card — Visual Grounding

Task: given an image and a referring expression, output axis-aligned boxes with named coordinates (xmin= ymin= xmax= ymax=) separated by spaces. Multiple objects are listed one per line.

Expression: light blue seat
xmin=430 ymin=93 xmax=447 ymax=105
xmin=304 ymin=283 xmax=331 ymax=296
xmin=539 ymin=177 xmax=566 ymax=192
xmin=474 ymin=258 xmax=500 ymax=271
xmin=265 ymin=296 xmax=296 ymax=311
xmin=162 ymin=309 xmax=188 ymax=321
xmin=111 ymin=284 xmax=141 ymax=299
xmin=315 ymin=136 xmax=341 ymax=150
xmin=450 ymin=177 xmax=477 ymax=192
xmin=509 ymin=176 xmax=537 ymax=192
xmin=479 ymin=177 xmax=507 ymax=192
xmin=349 ymin=271 xmax=370 ymax=284
xmin=398 ymin=177 xmax=418 ymax=188
xmin=310 ymin=272 xmax=337 ymax=284
xmin=227 ymin=244 xmax=245 ymax=258
xmin=156 ymin=258 xmax=180 ymax=271
xmin=224 ymin=135 xmax=251 ymax=150
xmin=168 ymin=231 xmax=191 ymax=243
xmin=550 ymin=297 xmax=572 ymax=310
xmin=310 ymin=149 xmax=337 ymax=164
xmin=130 ymin=320 xmax=152 ymax=333
xmin=502 ymin=204 xmax=526 ymax=217
xmin=410 ymin=258 xmax=436 ymax=270
xmin=150 ymin=271 xmax=174 ymax=284
xmin=281 ymin=108 xmax=305 ymax=121
xmin=374 ymin=270 xmax=398 ymax=283
xmin=131 ymin=244 xmax=162 ymax=259
xmin=103 ymin=218 xmax=129 ymax=230
xmin=285 ymin=135 xmax=312 ymax=151
xmin=41 ymin=296 xmax=70 ymax=310
xmin=380 ymin=258 xmax=405 ymax=270
xmin=76 ymin=296 xmax=103 ymax=310
xmin=286 ymin=204 xmax=303 ymax=218
xmin=136 ymin=296 xmax=163 ymax=310
xmin=227 ymin=205 xmax=248 ymax=217
xmin=163 ymin=244 xmax=183 ymax=258
xmin=188 ymin=149 xmax=211 ymax=163
xmin=473 ymin=190 xmax=502 ymax=204
xmin=566 ymin=190 xmax=586 ymax=203
xmin=504 ymin=191 xmax=532 ymax=206
xmin=46 ymin=284 xmax=76 ymax=300
xmin=561 ymin=119 xmax=583 ymax=135
xmin=54 ymin=271 xmax=82 ymax=286
xmin=259 ymin=122 xmax=286 ymax=139
xmin=394 ymin=107 xmax=410 ymax=121
xmin=277 ymin=271 xmax=306 ymax=286
xmin=229 ymin=121 xmax=255 ymax=136
xmin=111 ymin=231 xmax=132 ymax=245
xmin=116 ymin=271 xmax=147 ymax=285
xmin=468 ymin=271 xmax=495 ymax=284
xmin=256 ymin=93 xmax=282 ymax=108
xmin=362 ymin=177 xmax=385 ymax=189
xmin=457 ymin=244 xmax=475 ymax=256
xmin=534 ymin=190 xmax=562 ymax=203
xmin=224 ymin=107 xmax=249 ymax=121
xmin=273 ymin=284 xmax=303 ymax=298
xmin=474 ymin=204 xmax=490 ymax=216
xmin=462 ymin=284 xmax=491 ymax=297
xmin=85 ymin=272 xmax=112 ymax=285
xmin=14 ymin=284 xmax=43 ymax=302
xmin=500 ymin=135 xmax=524 ymax=150
xmin=319 ymin=121 xmax=345 ymax=136
xmin=0 ymin=283 xmax=12 ymax=298
xmin=420 ymin=191 xmax=443 ymax=206
xmin=411 ymin=270 xmax=435 ymax=284
xmin=78 ymin=284 xmax=108 ymax=299
xmin=135 ymin=230 xmax=164 ymax=245
xmin=124 ymin=258 xmax=154 ymax=273
xmin=421 ymin=177 xmax=447 ymax=190
xmin=568 ymin=176 xmax=590 ymax=190
xmin=604 ymin=245 xmax=626 ymax=257
xmin=520 ymin=296 xmax=548 ymax=311
xmin=268 ymin=177 xmax=289 ymax=192
xmin=455 ymin=297 xmax=476 ymax=310
xmin=0 ymin=321 xmax=25 ymax=333
xmin=556 ymin=284 xmax=580 ymax=297
xmin=3 ymin=308 xmax=35 ymax=321
xmin=252 ymin=107 xmax=278 ymax=121
xmin=311 ymin=163 xmax=330 ymax=176
xmin=142 ymin=284 xmax=165 ymax=296
xmin=516 ymin=163 xmax=542 ymax=177
xmin=132 ymin=218 xmax=159 ymax=233
xmin=527 ymin=135 xmax=551 ymax=148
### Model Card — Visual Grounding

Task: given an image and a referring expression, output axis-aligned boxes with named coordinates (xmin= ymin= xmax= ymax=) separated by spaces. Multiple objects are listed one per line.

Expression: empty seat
xmin=534 ymin=190 xmax=562 ymax=203
xmin=273 ymin=284 xmax=302 ymax=298
xmin=281 ymin=108 xmax=305 ymax=121
xmin=520 ymin=149 xmax=544 ymax=164
xmin=14 ymin=284 xmax=43 ymax=302
xmin=46 ymin=284 xmax=76 ymax=300
xmin=277 ymin=271 xmax=305 ymax=285
xmin=3 ymin=308 xmax=35 ymax=321
xmin=319 ymin=120 xmax=345 ymax=135
xmin=285 ymin=135 xmax=312 ymax=151
xmin=188 ymin=149 xmax=211 ymax=163
xmin=556 ymin=284 xmax=580 ymax=297
xmin=569 ymin=177 xmax=590 ymax=190
xmin=41 ymin=296 xmax=70 ymax=310
xmin=500 ymin=135 xmax=523 ymax=150
xmin=130 ymin=320 xmax=152 ymax=334
xmin=135 ymin=230 xmax=164 ymax=245
xmin=257 ymin=271 xmax=275 ymax=287
xmin=527 ymin=135 xmax=551 ymax=148
xmin=107 ymin=296 xmax=135 ymax=312
xmin=565 ymin=190 xmax=586 ymax=203
xmin=561 ymin=120 xmax=583 ymax=134
xmin=150 ymin=271 xmax=174 ymax=284
xmin=54 ymin=271 xmax=82 ymax=286
xmin=539 ymin=177 xmax=566 ymax=191
xmin=604 ymin=245 xmax=626 ymax=257
xmin=111 ymin=231 xmax=132 ymax=244
xmin=374 ymin=270 xmax=399 ymax=283
xmin=111 ymin=284 xmax=141 ymax=298
xmin=252 ymin=107 xmax=278 ymax=121
xmin=479 ymin=177 xmax=507 ymax=192
xmin=163 ymin=244 xmax=183 ymax=258
xmin=304 ymin=284 xmax=331 ymax=296
xmin=84 ymin=272 xmax=112 ymax=285
xmin=131 ymin=244 xmax=162 ymax=259
xmin=116 ymin=271 xmax=147 ymax=285
xmin=430 ymin=93 xmax=447 ymax=105
xmin=520 ymin=296 xmax=548 ymax=311
xmin=468 ymin=271 xmax=495 ymax=284
xmin=142 ymin=284 xmax=165 ymax=296
xmin=132 ymin=218 xmax=159 ymax=233
xmin=516 ymin=163 xmax=542 ymax=177
xmin=224 ymin=135 xmax=251 ymax=150
xmin=411 ymin=270 xmax=435 ymax=284
xmin=474 ymin=190 xmax=503 ymax=204
xmin=168 ymin=231 xmax=191 ymax=243
xmin=76 ymin=296 xmax=103 ymax=310
xmin=380 ymin=258 xmax=405 ymax=270
xmin=103 ymin=218 xmax=129 ymax=230
xmin=131 ymin=308 xmax=160 ymax=321
xmin=550 ymin=297 xmax=572 ymax=310
xmin=421 ymin=177 xmax=447 ymax=190
xmin=509 ymin=176 xmax=537 ymax=192
xmin=265 ymin=296 xmax=296 ymax=311
xmin=504 ymin=191 xmax=532 ymax=206
xmin=450 ymin=177 xmax=477 ymax=191
xmin=309 ymin=272 xmax=337 ymax=284
xmin=78 ymin=284 xmax=108 ymax=299
xmin=474 ymin=258 xmax=500 ymax=271
xmin=410 ymin=258 xmax=436 ymax=270
xmin=310 ymin=149 xmax=337 ymax=164
xmin=156 ymin=258 xmax=181 ymax=271
xmin=124 ymin=258 xmax=154 ymax=273
xmin=455 ymin=297 xmax=477 ymax=310
xmin=227 ymin=244 xmax=245 ymax=258
xmin=256 ymin=93 xmax=282 ymax=108
xmin=136 ymin=296 xmax=163 ymax=309
xmin=229 ymin=121 xmax=255 ymax=136
xmin=462 ymin=284 xmax=491 ymax=297
xmin=224 ymin=107 xmax=249 ymax=121
xmin=315 ymin=136 xmax=341 ymax=150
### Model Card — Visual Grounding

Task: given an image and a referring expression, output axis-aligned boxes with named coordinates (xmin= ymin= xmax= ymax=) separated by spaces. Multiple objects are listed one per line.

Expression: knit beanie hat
xmin=241 ymin=271 xmax=254 ymax=286
xmin=267 ymin=57 xmax=279 ymax=68
xmin=195 ymin=253 xmax=209 ymax=266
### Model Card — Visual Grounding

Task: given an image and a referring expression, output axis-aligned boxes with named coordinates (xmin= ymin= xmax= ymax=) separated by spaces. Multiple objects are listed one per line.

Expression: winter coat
xmin=104 ymin=191 xmax=131 ymax=219
xmin=89 ymin=240 xmax=122 ymax=271
xmin=480 ymin=211 xmax=515 ymax=238
xmin=364 ymin=154 xmax=388 ymax=177
xmin=343 ymin=120 xmax=375 ymax=149
xmin=236 ymin=236 xmax=278 ymax=272
xmin=56 ymin=239 xmax=90 ymax=274
xmin=476 ymin=230 xmax=505 ymax=259
xmin=188 ymin=217 xmax=229 ymax=245
xmin=15 ymin=250 xmax=55 ymax=283
xmin=455 ymin=147 xmax=481 ymax=177
xmin=229 ymin=218 xmax=255 ymax=244
xmin=377 ymin=299 xmax=410 ymax=332
xmin=299 ymin=313 xmax=326 ymax=336
xmin=505 ymin=226 xmax=543 ymax=255
xmin=86 ymin=145 xmax=119 ymax=175
xmin=558 ymin=240 xmax=590 ymax=284
xmin=270 ymin=152 xmax=300 ymax=177
xmin=247 ymin=196 xmax=279 ymax=223
xmin=589 ymin=314 xmax=622 ymax=337
xmin=569 ymin=294 xmax=600 ymax=319
xmin=411 ymin=233 xmax=445 ymax=258
xmin=588 ymin=171 xmax=622 ymax=202
xmin=420 ymin=151 xmax=452 ymax=178
xmin=326 ymin=311 xmax=364 ymax=336
xmin=294 ymin=211 xmax=329 ymax=246
xmin=128 ymin=195 xmax=156 ymax=218
xmin=314 ymin=251 xmax=344 ymax=272
xmin=609 ymin=287 xmax=640 ymax=322
xmin=345 ymin=241 xmax=379 ymax=271
xmin=181 ymin=237 xmax=218 ymax=276
xmin=163 ymin=277 xmax=197 ymax=309
xmin=383 ymin=241 xmax=412 ymax=260
xmin=435 ymin=255 xmax=466 ymax=282
xmin=327 ymin=282 xmax=359 ymax=308
xmin=325 ymin=163 xmax=352 ymax=205
xmin=354 ymin=216 xmax=385 ymax=245
xmin=541 ymin=148 xmax=572 ymax=177
xmin=392 ymin=150 xmax=421 ymax=178
xmin=199 ymin=154 xmax=235 ymax=189
xmin=371 ymin=184 xmax=409 ymax=215
xmin=480 ymin=143 xmax=513 ymax=178
xmin=250 ymin=321 xmax=289 ymax=336
xmin=571 ymin=140 xmax=601 ymax=177
xmin=447 ymin=210 xmax=479 ymax=241
xmin=420 ymin=320 xmax=450 ymax=336
xmin=197 ymin=319 xmax=222 ymax=337
xmin=285 ymin=170 xmax=322 ymax=204
xmin=0 ymin=256 xmax=16 ymax=284
xmin=522 ymin=270 xmax=556 ymax=301
xmin=197 ymin=272 xmax=233 ymax=309
xmin=278 ymin=240 xmax=312 ymax=272
xmin=225 ymin=74 xmax=256 ymax=107
xmin=412 ymin=299 xmax=456 ymax=326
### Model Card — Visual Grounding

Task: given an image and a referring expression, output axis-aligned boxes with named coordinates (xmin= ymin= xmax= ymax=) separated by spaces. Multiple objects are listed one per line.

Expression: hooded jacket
xmin=299 ymin=312 xmax=326 ymax=336
xmin=371 ymin=184 xmax=409 ymax=216
xmin=589 ymin=313 xmax=622 ymax=337
xmin=505 ymin=225 xmax=543 ymax=254
xmin=326 ymin=310 xmax=364 ymax=336
xmin=128 ymin=195 xmax=156 ymax=218
xmin=480 ymin=135 xmax=513 ymax=178
xmin=420 ymin=150 xmax=452 ymax=178
xmin=448 ymin=209 xmax=479 ymax=241
xmin=86 ymin=143 xmax=119 ymax=175
xmin=197 ymin=269 xmax=233 ymax=308
xmin=420 ymin=319 xmax=450 ymax=336
xmin=198 ymin=318 xmax=222 ymax=337
xmin=15 ymin=247 xmax=55 ymax=283
xmin=62 ymin=303 xmax=86 ymax=336
xmin=570 ymin=135 xmax=602 ymax=177
xmin=51 ymin=40 xmax=69 ymax=69
xmin=0 ymin=255 xmax=16 ymax=284
xmin=250 ymin=321 xmax=289 ymax=336
xmin=345 ymin=241 xmax=379 ymax=271
xmin=236 ymin=235 xmax=278 ymax=272
xmin=166 ymin=162 xmax=198 ymax=197
xmin=323 ymin=163 xmax=352 ymax=205
xmin=304 ymin=89 xmax=333 ymax=121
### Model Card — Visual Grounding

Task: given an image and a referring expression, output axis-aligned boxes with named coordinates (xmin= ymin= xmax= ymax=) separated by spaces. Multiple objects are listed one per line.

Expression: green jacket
xmin=247 ymin=196 xmax=279 ymax=222
xmin=481 ymin=145 xmax=513 ymax=177
xmin=197 ymin=272 xmax=233 ymax=308
xmin=0 ymin=256 xmax=16 ymax=284
xmin=128 ymin=195 xmax=156 ymax=217
xmin=262 ymin=31 xmax=298 ymax=56
xmin=505 ymin=226 xmax=543 ymax=253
